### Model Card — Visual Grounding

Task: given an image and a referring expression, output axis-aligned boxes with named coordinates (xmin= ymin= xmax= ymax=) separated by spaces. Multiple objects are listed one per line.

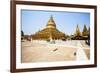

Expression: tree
xmin=75 ymin=24 xmax=81 ymax=36
xmin=87 ymin=27 xmax=90 ymax=40
xmin=86 ymin=27 xmax=90 ymax=45
xmin=82 ymin=24 xmax=88 ymax=36
xmin=21 ymin=30 xmax=24 ymax=36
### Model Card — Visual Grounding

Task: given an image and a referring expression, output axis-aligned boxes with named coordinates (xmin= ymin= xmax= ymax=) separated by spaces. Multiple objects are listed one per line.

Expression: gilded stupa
xmin=32 ymin=16 xmax=66 ymax=40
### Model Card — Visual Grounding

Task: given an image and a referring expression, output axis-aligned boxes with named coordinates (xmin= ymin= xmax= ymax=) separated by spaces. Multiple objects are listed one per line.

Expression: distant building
xmin=32 ymin=16 xmax=66 ymax=40
xmin=71 ymin=24 xmax=89 ymax=40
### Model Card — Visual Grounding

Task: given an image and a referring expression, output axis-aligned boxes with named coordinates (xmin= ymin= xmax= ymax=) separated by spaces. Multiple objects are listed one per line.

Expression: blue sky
xmin=21 ymin=9 xmax=90 ymax=35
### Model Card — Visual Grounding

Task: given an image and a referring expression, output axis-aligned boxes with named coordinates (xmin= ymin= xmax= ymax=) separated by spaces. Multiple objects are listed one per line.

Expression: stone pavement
xmin=76 ymin=41 xmax=88 ymax=60
xmin=21 ymin=40 xmax=90 ymax=63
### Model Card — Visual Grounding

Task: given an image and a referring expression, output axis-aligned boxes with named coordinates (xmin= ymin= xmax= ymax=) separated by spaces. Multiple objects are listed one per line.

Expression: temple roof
xmin=32 ymin=16 xmax=66 ymax=40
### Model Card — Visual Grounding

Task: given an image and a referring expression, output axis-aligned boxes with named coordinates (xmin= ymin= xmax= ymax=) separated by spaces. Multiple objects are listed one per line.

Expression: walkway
xmin=76 ymin=41 xmax=88 ymax=60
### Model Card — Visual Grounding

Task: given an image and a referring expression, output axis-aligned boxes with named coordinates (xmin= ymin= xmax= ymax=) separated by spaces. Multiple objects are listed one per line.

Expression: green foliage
xmin=21 ymin=30 xmax=24 ymax=36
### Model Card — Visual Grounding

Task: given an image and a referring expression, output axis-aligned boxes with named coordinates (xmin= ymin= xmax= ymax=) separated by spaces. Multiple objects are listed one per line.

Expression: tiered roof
xmin=32 ymin=16 xmax=66 ymax=40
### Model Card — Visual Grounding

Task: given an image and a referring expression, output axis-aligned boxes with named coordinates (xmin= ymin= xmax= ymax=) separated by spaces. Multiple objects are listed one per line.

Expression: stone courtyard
xmin=21 ymin=40 xmax=90 ymax=63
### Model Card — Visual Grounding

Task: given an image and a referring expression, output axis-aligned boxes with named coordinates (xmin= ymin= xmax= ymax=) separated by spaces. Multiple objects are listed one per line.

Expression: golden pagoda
xmin=32 ymin=16 xmax=66 ymax=40
xmin=75 ymin=24 xmax=82 ymax=36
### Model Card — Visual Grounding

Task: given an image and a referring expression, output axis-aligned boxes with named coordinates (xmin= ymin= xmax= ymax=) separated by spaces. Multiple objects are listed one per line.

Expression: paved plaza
xmin=21 ymin=40 xmax=90 ymax=63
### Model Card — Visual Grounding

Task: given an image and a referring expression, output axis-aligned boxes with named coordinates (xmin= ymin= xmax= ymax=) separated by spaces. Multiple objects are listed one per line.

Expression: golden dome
xmin=46 ymin=16 xmax=56 ymax=28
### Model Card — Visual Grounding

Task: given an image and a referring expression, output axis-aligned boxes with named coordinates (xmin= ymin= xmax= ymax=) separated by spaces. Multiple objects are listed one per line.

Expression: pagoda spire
xmin=75 ymin=24 xmax=81 ymax=36
xmin=46 ymin=15 xmax=56 ymax=28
